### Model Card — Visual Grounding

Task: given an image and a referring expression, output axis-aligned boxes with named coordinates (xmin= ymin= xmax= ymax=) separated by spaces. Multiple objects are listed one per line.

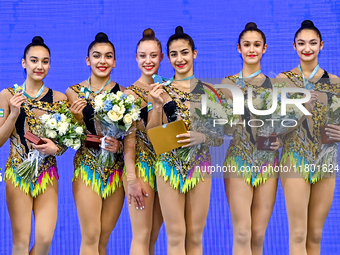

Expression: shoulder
xmin=276 ymin=72 xmax=289 ymax=78
xmin=0 ymin=88 xmax=14 ymax=98
xmin=52 ymin=90 xmax=67 ymax=101
xmin=327 ymin=72 xmax=339 ymax=79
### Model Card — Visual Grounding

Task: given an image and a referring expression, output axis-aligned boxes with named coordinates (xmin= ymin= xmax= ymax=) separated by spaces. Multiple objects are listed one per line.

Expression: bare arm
xmin=0 ymin=89 xmax=27 ymax=147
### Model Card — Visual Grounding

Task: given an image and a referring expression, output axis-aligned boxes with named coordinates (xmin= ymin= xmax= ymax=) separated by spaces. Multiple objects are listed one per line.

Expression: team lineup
xmin=0 ymin=20 xmax=339 ymax=255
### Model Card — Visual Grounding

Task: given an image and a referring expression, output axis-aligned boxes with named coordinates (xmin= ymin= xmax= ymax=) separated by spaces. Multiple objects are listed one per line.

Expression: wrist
xmin=127 ymin=178 xmax=138 ymax=185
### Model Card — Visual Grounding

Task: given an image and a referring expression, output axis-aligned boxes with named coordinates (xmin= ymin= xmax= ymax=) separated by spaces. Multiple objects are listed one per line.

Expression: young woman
xmin=278 ymin=20 xmax=340 ymax=255
xmin=66 ymin=32 xmax=125 ymax=255
xmin=0 ymin=36 xmax=67 ymax=255
xmin=123 ymin=28 xmax=163 ymax=255
xmin=147 ymin=26 xmax=223 ymax=255
xmin=221 ymin=22 xmax=280 ymax=255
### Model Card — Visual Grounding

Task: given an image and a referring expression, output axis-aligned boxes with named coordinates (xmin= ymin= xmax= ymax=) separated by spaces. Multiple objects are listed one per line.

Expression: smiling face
xmin=294 ymin=29 xmax=324 ymax=63
xmin=22 ymin=46 xmax=50 ymax=81
xmin=136 ymin=40 xmax=163 ymax=76
xmin=86 ymin=43 xmax=115 ymax=78
xmin=237 ymin=31 xmax=267 ymax=65
xmin=168 ymin=39 xmax=197 ymax=76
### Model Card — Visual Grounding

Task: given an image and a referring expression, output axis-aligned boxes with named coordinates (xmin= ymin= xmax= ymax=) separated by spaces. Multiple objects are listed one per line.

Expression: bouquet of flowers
xmin=321 ymin=95 xmax=340 ymax=144
xmin=176 ymin=93 xmax=238 ymax=164
xmin=251 ymin=83 xmax=304 ymax=166
xmin=16 ymin=104 xmax=86 ymax=183
xmin=312 ymin=95 xmax=340 ymax=181
xmin=94 ymin=90 xmax=142 ymax=170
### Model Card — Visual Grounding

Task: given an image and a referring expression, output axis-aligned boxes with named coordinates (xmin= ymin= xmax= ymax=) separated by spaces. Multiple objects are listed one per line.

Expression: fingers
xmin=270 ymin=141 xmax=280 ymax=150
xmin=176 ymin=131 xmax=190 ymax=139
xmin=70 ymin=99 xmax=87 ymax=114
xmin=103 ymin=137 xmax=119 ymax=153
xmin=325 ymin=126 xmax=340 ymax=140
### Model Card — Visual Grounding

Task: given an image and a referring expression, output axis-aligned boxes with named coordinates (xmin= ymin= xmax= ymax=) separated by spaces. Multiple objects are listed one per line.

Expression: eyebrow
xmin=169 ymin=48 xmax=189 ymax=54
xmin=30 ymin=56 xmax=50 ymax=60
xmin=242 ymin=41 xmax=262 ymax=43
xmin=297 ymin=38 xmax=317 ymax=41
xmin=92 ymin=51 xmax=113 ymax=54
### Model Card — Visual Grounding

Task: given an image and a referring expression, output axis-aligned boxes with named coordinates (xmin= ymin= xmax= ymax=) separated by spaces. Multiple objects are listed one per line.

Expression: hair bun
xmin=175 ymin=26 xmax=184 ymax=35
xmin=142 ymin=28 xmax=155 ymax=38
xmin=301 ymin=20 xmax=315 ymax=28
xmin=245 ymin=22 xmax=257 ymax=30
xmin=95 ymin=32 xmax=109 ymax=43
xmin=32 ymin=36 xmax=44 ymax=44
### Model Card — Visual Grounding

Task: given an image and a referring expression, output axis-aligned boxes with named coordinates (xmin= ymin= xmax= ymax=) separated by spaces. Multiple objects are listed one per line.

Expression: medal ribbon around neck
xmin=14 ymin=82 xmax=45 ymax=99
xmin=152 ymin=74 xmax=195 ymax=86
xmin=236 ymin=69 xmax=262 ymax=88
xmin=298 ymin=64 xmax=319 ymax=90
xmin=79 ymin=77 xmax=112 ymax=99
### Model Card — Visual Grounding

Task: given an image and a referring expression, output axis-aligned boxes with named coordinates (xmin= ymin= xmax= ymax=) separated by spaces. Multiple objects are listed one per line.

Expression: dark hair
xmin=238 ymin=22 xmax=266 ymax=45
xmin=167 ymin=26 xmax=195 ymax=55
xmin=136 ymin=28 xmax=162 ymax=53
xmin=23 ymin=36 xmax=50 ymax=60
xmin=88 ymin=32 xmax=115 ymax=58
xmin=294 ymin=20 xmax=322 ymax=42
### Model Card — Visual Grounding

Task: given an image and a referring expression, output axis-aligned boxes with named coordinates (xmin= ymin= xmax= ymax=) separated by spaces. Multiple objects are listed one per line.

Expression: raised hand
xmin=9 ymin=92 xmax=27 ymax=118
xmin=70 ymin=99 xmax=87 ymax=122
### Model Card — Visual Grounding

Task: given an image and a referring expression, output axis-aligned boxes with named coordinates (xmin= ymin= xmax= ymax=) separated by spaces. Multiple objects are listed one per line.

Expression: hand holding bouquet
xmin=94 ymin=90 xmax=142 ymax=170
xmin=16 ymin=104 xmax=86 ymax=183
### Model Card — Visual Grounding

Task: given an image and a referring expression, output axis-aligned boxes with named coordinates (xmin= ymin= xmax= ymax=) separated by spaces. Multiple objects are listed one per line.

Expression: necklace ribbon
xmin=152 ymin=74 xmax=195 ymax=86
xmin=80 ymin=77 xmax=112 ymax=99
xmin=14 ymin=82 xmax=45 ymax=99
xmin=236 ymin=69 xmax=262 ymax=88
xmin=298 ymin=64 xmax=319 ymax=90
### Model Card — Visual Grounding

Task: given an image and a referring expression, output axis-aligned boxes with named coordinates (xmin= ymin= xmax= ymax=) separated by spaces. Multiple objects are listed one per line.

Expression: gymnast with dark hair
xmin=277 ymin=20 xmax=340 ymax=255
xmin=66 ymin=32 xmax=125 ymax=255
xmin=0 ymin=36 xmax=68 ymax=255
xmin=221 ymin=22 xmax=281 ymax=255
xmin=123 ymin=28 xmax=164 ymax=255
xmin=147 ymin=26 xmax=224 ymax=255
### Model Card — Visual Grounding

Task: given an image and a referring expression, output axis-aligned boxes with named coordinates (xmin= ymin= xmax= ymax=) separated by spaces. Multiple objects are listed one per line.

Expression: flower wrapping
xmin=16 ymin=103 xmax=86 ymax=183
xmin=94 ymin=90 xmax=142 ymax=172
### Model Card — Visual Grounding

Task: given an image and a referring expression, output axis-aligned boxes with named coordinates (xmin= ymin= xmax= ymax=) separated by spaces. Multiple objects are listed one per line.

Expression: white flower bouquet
xmin=16 ymin=104 xmax=86 ymax=183
xmin=176 ymin=94 xmax=238 ymax=164
xmin=94 ymin=90 xmax=142 ymax=170
xmin=312 ymin=95 xmax=340 ymax=181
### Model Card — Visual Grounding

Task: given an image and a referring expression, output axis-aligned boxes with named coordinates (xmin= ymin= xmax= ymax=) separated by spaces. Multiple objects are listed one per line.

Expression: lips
xmin=98 ymin=66 xmax=107 ymax=72
xmin=177 ymin=63 xmax=186 ymax=68
xmin=303 ymin=53 xmax=313 ymax=56
xmin=144 ymin=66 xmax=154 ymax=71
xmin=248 ymin=55 xmax=256 ymax=58
xmin=35 ymin=72 xmax=44 ymax=75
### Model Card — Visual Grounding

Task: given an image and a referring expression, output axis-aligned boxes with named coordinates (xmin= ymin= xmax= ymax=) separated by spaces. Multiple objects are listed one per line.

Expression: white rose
xmin=57 ymin=122 xmax=69 ymax=136
xmin=119 ymin=100 xmax=124 ymax=106
xmin=116 ymin=91 xmax=123 ymax=98
xmin=46 ymin=118 xmax=57 ymax=129
xmin=72 ymin=139 xmax=81 ymax=150
xmin=227 ymin=98 xmax=233 ymax=106
xmin=112 ymin=105 xmax=120 ymax=113
xmin=94 ymin=94 xmax=105 ymax=110
xmin=75 ymin=126 xmax=84 ymax=135
xmin=108 ymin=110 xmax=123 ymax=122
xmin=252 ymin=97 xmax=263 ymax=110
xmin=60 ymin=114 xmax=67 ymax=122
xmin=40 ymin=114 xmax=51 ymax=124
xmin=64 ymin=138 xmax=74 ymax=147
xmin=118 ymin=105 xmax=126 ymax=114
xmin=131 ymin=107 xmax=140 ymax=115
xmin=123 ymin=114 xmax=133 ymax=125
xmin=126 ymin=95 xmax=135 ymax=104
xmin=286 ymin=105 xmax=295 ymax=114
xmin=46 ymin=129 xmax=57 ymax=139
xmin=131 ymin=112 xmax=139 ymax=121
